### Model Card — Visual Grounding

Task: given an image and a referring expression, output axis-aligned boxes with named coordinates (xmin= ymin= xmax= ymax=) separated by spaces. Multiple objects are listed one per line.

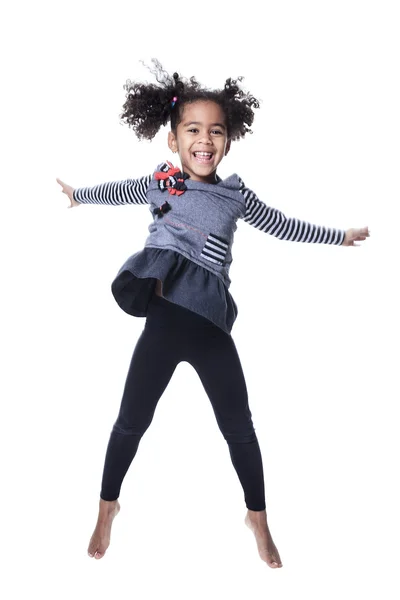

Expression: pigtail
xmin=221 ymin=77 xmax=261 ymax=141
xmin=119 ymin=59 xmax=184 ymax=141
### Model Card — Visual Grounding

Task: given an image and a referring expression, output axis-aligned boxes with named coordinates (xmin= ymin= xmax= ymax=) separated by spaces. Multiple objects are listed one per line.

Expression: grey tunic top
xmin=73 ymin=161 xmax=346 ymax=333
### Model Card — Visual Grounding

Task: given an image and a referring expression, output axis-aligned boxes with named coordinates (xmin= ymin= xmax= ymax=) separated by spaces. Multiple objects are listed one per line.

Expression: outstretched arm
xmin=56 ymin=174 xmax=152 ymax=207
xmin=239 ymin=179 xmax=346 ymax=245
xmin=72 ymin=174 xmax=152 ymax=206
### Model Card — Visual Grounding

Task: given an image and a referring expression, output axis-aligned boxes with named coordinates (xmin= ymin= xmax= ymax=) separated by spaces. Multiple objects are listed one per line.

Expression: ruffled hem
xmin=110 ymin=247 xmax=238 ymax=334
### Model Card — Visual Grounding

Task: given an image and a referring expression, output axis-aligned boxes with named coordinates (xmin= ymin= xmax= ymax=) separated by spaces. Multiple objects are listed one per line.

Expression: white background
xmin=1 ymin=0 xmax=399 ymax=598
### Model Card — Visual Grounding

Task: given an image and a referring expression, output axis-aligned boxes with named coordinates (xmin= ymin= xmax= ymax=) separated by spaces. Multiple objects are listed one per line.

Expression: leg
xmin=88 ymin=320 xmax=180 ymax=560
xmin=186 ymin=328 xmax=265 ymax=511
xmin=101 ymin=323 xmax=180 ymax=500
xmin=186 ymin=327 xmax=282 ymax=568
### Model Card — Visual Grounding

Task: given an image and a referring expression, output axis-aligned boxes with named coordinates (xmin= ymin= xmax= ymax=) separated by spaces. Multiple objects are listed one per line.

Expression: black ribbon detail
xmin=153 ymin=201 xmax=172 ymax=218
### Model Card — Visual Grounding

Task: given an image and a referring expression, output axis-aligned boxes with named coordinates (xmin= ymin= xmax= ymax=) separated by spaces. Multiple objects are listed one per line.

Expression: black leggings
xmin=100 ymin=293 xmax=266 ymax=511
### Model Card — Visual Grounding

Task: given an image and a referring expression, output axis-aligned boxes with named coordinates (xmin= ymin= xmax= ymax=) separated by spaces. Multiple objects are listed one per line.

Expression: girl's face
xmin=168 ymin=100 xmax=231 ymax=183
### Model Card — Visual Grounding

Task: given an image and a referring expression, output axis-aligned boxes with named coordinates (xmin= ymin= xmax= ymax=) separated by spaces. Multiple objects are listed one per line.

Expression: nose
xmin=198 ymin=131 xmax=213 ymax=145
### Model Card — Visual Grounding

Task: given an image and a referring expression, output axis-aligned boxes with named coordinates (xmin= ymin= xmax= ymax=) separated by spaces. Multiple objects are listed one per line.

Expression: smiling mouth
xmin=193 ymin=151 xmax=214 ymax=163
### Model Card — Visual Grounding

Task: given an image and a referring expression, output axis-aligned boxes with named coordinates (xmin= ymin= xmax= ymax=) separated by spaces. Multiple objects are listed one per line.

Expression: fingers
xmin=56 ymin=178 xmax=71 ymax=193
xmin=353 ymin=227 xmax=370 ymax=242
xmin=56 ymin=177 xmax=76 ymax=208
xmin=363 ymin=226 xmax=370 ymax=236
xmin=56 ymin=178 xmax=67 ymax=193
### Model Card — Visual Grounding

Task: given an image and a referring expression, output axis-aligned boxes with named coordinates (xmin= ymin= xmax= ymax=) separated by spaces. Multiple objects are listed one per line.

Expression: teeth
xmin=194 ymin=152 xmax=212 ymax=157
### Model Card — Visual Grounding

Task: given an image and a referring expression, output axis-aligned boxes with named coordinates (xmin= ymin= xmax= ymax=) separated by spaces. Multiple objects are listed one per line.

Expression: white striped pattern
xmin=238 ymin=178 xmax=345 ymax=245
xmin=201 ymin=233 xmax=229 ymax=265
xmin=73 ymin=175 xmax=151 ymax=206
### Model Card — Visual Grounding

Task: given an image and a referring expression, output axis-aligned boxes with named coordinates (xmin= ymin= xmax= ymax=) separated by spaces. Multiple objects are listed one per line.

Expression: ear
xmin=225 ymin=139 xmax=231 ymax=156
xmin=168 ymin=130 xmax=178 ymax=153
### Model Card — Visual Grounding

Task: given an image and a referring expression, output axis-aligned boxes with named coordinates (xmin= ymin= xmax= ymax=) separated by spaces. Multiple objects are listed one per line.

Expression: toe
xmin=88 ymin=539 xmax=97 ymax=558
xmin=272 ymin=559 xmax=283 ymax=568
xmin=268 ymin=552 xmax=282 ymax=568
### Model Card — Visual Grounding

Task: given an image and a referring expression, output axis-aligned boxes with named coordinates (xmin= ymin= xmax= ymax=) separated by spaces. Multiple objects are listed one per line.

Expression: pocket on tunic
xmin=200 ymin=233 xmax=229 ymax=266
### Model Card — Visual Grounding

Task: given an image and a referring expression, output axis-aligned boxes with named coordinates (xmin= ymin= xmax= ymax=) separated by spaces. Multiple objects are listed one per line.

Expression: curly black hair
xmin=119 ymin=59 xmax=261 ymax=142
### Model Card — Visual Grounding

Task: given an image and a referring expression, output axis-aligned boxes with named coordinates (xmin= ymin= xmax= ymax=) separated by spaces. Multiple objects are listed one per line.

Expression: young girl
xmin=56 ymin=59 xmax=369 ymax=568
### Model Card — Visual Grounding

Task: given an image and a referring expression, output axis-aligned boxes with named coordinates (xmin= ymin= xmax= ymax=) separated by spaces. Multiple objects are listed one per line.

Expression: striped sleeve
xmin=73 ymin=174 xmax=152 ymax=206
xmin=238 ymin=178 xmax=345 ymax=245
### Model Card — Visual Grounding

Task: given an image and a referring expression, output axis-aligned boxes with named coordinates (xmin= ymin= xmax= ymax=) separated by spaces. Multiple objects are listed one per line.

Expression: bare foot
xmin=88 ymin=499 xmax=121 ymax=559
xmin=245 ymin=509 xmax=282 ymax=568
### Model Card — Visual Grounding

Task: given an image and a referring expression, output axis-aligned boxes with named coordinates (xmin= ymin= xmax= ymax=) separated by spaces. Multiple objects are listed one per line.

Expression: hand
xmin=342 ymin=226 xmax=370 ymax=246
xmin=56 ymin=178 xmax=80 ymax=208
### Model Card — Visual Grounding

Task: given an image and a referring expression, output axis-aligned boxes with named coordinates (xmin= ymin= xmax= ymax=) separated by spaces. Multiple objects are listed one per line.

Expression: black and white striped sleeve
xmin=238 ymin=178 xmax=346 ymax=245
xmin=72 ymin=174 xmax=151 ymax=206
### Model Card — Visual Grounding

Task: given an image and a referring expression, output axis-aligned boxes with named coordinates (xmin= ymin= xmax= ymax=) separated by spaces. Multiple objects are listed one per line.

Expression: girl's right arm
xmin=56 ymin=175 xmax=152 ymax=208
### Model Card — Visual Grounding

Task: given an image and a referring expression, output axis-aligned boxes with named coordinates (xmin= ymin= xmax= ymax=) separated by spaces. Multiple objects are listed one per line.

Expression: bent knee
xmin=112 ymin=421 xmax=150 ymax=437
xmin=223 ymin=430 xmax=257 ymax=444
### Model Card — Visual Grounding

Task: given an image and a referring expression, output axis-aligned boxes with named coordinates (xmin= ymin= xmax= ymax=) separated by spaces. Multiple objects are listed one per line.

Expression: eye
xmin=188 ymin=128 xmax=198 ymax=133
xmin=212 ymin=130 xmax=223 ymax=135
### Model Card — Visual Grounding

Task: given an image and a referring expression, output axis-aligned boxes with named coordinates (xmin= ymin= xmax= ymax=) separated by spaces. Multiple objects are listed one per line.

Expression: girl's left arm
xmin=238 ymin=180 xmax=369 ymax=246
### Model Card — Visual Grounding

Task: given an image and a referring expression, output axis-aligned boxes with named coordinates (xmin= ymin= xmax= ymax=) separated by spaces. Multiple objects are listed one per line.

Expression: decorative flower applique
xmin=154 ymin=161 xmax=190 ymax=196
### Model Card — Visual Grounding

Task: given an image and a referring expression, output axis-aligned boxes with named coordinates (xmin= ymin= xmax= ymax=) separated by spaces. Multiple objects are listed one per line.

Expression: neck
xmin=184 ymin=169 xmax=219 ymax=184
